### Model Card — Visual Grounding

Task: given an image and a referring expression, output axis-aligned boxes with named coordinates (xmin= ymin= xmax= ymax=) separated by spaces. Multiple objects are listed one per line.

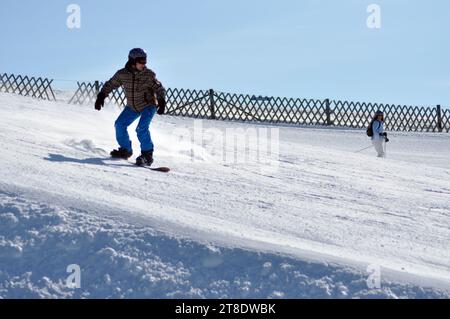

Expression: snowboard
xmin=136 ymin=165 xmax=170 ymax=173
xmin=133 ymin=157 xmax=170 ymax=172
xmin=111 ymin=157 xmax=170 ymax=173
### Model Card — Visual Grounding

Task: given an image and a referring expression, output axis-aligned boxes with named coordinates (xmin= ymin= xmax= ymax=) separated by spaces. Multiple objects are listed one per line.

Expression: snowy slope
xmin=0 ymin=92 xmax=449 ymax=298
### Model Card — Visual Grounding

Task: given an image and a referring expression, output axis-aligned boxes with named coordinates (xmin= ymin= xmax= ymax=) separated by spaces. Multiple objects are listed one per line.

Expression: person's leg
xmin=115 ymin=107 xmax=140 ymax=151
xmin=136 ymin=106 xmax=158 ymax=152
xmin=372 ymin=139 xmax=385 ymax=157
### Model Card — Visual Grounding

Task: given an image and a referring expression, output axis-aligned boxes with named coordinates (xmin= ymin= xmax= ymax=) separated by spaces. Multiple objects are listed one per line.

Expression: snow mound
xmin=1 ymin=190 xmax=447 ymax=299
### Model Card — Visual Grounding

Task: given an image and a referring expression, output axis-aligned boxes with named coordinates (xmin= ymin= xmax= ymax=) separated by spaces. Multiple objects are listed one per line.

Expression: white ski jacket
xmin=371 ymin=120 xmax=384 ymax=141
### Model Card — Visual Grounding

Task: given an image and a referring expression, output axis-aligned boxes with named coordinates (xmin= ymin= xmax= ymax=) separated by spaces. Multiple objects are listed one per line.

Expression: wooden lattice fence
xmin=68 ymin=81 xmax=450 ymax=133
xmin=0 ymin=73 xmax=56 ymax=101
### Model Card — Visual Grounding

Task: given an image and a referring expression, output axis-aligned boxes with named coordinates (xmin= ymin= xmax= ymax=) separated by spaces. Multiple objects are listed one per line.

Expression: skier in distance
xmin=369 ymin=110 xmax=389 ymax=158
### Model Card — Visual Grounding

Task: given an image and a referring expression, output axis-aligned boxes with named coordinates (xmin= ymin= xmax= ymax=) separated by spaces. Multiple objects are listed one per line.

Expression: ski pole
xmin=354 ymin=145 xmax=373 ymax=153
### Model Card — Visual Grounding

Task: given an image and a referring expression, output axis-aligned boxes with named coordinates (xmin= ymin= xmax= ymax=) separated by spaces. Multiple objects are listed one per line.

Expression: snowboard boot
xmin=110 ymin=147 xmax=133 ymax=159
xmin=136 ymin=151 xmax=153 ymax=166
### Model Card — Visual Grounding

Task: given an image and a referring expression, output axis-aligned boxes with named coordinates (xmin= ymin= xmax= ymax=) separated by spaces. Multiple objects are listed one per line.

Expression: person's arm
xmin=95 ymin=71 xmax=123 ymax=111
xmin=150 ymin=72 xmax=166 ymax=101
xmin=373 ymin=121 xmax=387 ymax=138
xmin=372 ymin=121 xmax=381 ymax=135
xmin=149 ymin=71 xmax=166 ymax=114
xmin=101 ymin=71 xmax=123 ymax=96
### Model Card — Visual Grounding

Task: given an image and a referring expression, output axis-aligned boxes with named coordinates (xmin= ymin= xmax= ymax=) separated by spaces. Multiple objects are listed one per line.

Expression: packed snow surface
xmin=0 ymin=93 xmax=449 ymax=298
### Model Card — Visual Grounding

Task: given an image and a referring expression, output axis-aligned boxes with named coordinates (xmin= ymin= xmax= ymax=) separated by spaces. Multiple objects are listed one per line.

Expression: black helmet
xmin=128 ymin=48 xmax=147 ymax=64
xmin=375 ymin=110 xmax=384 ymax=117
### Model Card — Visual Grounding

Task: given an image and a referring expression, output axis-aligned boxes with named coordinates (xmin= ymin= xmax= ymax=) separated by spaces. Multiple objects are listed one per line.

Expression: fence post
xmin=325 ymin=98 xmax=333 ymax=126
xmin=209 ymin=89 xmax=216 ymax=120
xmin=94 ymin=81 xmax=100 ymax=95
xmin=436 ymin=105 xmax=443 ymax=132
xmin=49 ymin=79 xmax=56 ymax=101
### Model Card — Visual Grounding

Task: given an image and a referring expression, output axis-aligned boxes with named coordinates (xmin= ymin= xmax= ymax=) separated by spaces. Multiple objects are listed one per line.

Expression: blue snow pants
xmin=114 ymin=106 xmax=157 ymax=153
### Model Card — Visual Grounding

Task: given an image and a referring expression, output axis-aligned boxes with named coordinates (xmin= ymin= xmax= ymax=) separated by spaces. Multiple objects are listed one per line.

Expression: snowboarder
xmin=94 ymin=48 xmax=166 ymax=166
xmin=369 ymin=110 xmax=389 ymax=157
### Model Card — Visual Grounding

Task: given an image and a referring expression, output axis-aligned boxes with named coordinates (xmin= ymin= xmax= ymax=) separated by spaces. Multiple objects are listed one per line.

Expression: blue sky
xmin=0 ymin=0 xmax=449 ymax=106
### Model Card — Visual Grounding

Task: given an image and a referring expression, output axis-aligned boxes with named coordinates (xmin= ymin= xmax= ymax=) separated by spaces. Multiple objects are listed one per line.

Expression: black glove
xmin=380 ymin=132 xmax=388 ymax=137
xmin=157 ymin=98 xmax=166 ymax=115
xmin=95 ymin=92 xmax=106 ymax=111
xmin=385 ymin=137 xmax=390 ymax=143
